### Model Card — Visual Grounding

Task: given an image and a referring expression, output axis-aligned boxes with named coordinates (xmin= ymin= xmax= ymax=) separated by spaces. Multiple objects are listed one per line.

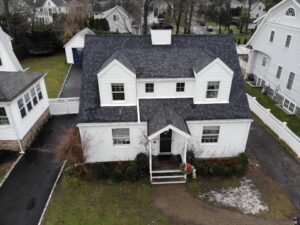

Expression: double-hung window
xmin=145 ymin=83 xmax=154 ymax=93
xmin=276 ymin=66 xmax=282 ymax=79
xmin=286 ymin=72 xmax=295 ymax=90
xmin=176 ymin=82 xmax=185 ymax=92
xmin=112 ymin=83 xmax=125 ymax=101
xmin=112 ymin=128 xmax=130 ymax=145
xmin=24 ymin=93 xmax=33 ymax=112
xmin=0 ymin=107 xmax=9 ymax=125
xmin=269 ymin=31 xmax=275 ymax=43
xmin=285 ymin=35 xmax=292 ymax=48
xmin=206 ymin=81 xmax=220 ymax=98
xmin=31 ymin=88 xmax=38 ymax=106
xmin=261 ymin=56 xmax=267 ymax=67
xmin=36 ymin=83 xmax=43 ymax=100
xmin=18 ymin=98 xmax=27 ymax=118
xmin=201 ymin=126 xmax=220 ymax=143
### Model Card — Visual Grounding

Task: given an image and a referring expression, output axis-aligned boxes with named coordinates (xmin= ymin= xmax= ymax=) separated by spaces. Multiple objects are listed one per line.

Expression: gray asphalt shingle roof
xmin=79 ymin=34 xmax=251 ymax=123
xmin=0 ymin=71 xmax=44 ymax=101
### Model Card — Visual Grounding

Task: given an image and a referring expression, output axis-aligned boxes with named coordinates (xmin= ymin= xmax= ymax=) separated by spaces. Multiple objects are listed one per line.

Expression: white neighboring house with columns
xmin=0 ymin=27 xmax=50 ymax=152
xmin=77 ymin=22 xmax=252 ymax=183
xmin=246 ymin=0 xmax=300 ymax=116
xmin=34 ymin=0 xmax=67 ymax=24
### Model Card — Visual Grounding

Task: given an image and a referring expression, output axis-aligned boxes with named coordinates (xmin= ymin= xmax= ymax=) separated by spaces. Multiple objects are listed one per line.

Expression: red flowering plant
xmin=179 ymin=163 xmax=193 ymax=175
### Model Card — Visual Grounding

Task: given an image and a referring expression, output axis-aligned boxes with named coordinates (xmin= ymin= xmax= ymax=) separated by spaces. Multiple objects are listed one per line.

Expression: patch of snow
xmin=199 ymin=178 xmax=269 ymax=215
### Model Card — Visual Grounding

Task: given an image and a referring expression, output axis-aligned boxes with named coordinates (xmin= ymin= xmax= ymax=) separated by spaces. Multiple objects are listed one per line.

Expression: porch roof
xmin=147 ymin=105 xmax=190 ymax=139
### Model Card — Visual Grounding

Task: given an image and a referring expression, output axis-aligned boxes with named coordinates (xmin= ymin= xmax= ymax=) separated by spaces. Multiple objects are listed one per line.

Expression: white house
xmin=0 ymin=27 xmax=49 ymax=152
xmin=247 ymin=0 xmax=300 ymax=116
xmin=77 ymin=22 xmax=252 ymax=183
xmin=231 ymin=0 xmax=266 ymax=22
xmin=94 ymin=5 xmax=140 ymax=34
xmin=34 ymin=0 xmax=67 ymax=24
xmin=64 ymin=28 xmax=95 ymax=64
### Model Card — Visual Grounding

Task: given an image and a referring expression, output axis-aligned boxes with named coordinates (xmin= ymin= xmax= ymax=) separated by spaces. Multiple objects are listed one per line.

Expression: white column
xmin=183 ymin=138 xmax=188 ymax=163
xmin=149 ymin=141 xmax=152 ymax=182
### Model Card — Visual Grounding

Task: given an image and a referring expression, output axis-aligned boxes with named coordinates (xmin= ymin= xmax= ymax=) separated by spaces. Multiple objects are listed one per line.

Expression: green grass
xmin=236 ymin=34 xmax=251 ymax=44
xmin=44 ymin=176 xmax=172 ymax=225
xmin=22 ymin=53 xmax=70 ymax=98
xmin=244 ymin=82 xmax=300 ymax=137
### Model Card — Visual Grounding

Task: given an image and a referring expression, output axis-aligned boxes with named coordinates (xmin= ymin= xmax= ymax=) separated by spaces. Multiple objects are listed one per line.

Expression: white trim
xmin=37 ymin=160 xmax=66 ymax=225
xmin=63 ymin=28 xmax=95 ymax=48
xmin=98 ymin=59 xmax=136 ymax=78
xmin=186 ymin=119 xmax=253 ymax=124
xmin=77 ymin=122 xmax=146 ymax=127
xmin=58 ymin=65 xmax=72 ymax=97
xmin=101 ymin=103 xmax=137 ymax=106
xmin=138 ymin=96 xmax=194 ymax=99
xmin=148 ymin=124 xmax=191 ymax=140
xmin=193 ymin=100 xmax=229 ymax=104
xmin=137 ymin=78 xmax=195 ymax=82
xmin=0 ymin=154 xmax=23 ymax=188
xmin=194 ymin=58 xmax=234 ymax=78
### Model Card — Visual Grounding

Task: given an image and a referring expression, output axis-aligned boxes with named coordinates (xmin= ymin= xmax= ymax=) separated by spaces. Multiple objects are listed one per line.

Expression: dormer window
xmin=285 ymin=8 xmax=295 ymax=16
xmin=112 ymin=83 xmax=125 ymax=101
xmin=206 ymin=81 xmax=220 ymax=98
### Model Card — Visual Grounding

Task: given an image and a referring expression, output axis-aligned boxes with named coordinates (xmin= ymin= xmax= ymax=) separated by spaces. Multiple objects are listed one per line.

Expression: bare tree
xmin=143 ymin=0 xmax=150 ymax=34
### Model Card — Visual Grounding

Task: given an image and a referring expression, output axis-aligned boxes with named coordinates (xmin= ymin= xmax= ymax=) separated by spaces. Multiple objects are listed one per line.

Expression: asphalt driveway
xmin=0 ymin=115 xmax=78 ymax=225
xmin=246 ymin=121 xmax=300 ymax=211
xmin=59 ymin=64 xmax=82 ymax=98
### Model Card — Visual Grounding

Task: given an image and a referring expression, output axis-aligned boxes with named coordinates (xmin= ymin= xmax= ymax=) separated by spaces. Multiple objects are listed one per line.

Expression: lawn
xmin=43 ymin=175 xmax=172 ymax=225
xmin=245 ymin=82 xmax=300 ymax=137
xmin=22 ymin=53 xmax=70 ymax=98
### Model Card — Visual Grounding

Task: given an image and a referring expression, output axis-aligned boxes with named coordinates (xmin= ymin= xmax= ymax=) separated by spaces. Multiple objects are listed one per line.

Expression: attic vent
xmin=150 ymin=18 xmax=173 ymax=45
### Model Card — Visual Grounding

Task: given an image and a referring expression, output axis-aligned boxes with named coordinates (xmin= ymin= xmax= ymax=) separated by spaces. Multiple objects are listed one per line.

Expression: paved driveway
xmin=59 ymin=64 xmax=82 ymax=98
xmin=0 ymin=115 xmax=78 ymax=225
xmin=246 ymin=121 xmax=300 ymax=211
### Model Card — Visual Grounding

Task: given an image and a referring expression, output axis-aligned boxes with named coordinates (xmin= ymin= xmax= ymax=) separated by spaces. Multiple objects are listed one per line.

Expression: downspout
xmin=137 ymin=97 xmax=140 ymax=123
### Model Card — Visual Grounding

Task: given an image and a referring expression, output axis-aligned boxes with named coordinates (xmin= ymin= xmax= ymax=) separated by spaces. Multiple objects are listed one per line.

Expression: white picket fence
xmin=247 ymin=94 xmax=300 ymax=157
xmin=49 ymin=97 xmax=79 ymax=115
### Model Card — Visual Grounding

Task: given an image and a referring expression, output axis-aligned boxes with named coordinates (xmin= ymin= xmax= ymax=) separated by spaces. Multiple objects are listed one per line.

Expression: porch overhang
xmin=148 ymin=124 xmax=191 ymax=140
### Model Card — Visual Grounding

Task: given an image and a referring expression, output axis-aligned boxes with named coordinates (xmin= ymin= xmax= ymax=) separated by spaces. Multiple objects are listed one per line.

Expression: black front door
xmin=160 ymin=130 xmax=172 ymax=153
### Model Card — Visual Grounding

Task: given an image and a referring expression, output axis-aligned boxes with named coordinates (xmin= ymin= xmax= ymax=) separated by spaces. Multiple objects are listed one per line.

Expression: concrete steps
xmin=151 ymin=169 xmax=186 ymax=185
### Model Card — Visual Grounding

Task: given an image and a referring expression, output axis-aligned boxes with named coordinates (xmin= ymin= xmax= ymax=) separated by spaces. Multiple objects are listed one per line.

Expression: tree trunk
xmin=183 ymin=5 xmax=189 ymax=34
xmin=245 ymin=0 xmax=252 ymax=32
xmin=143 ymin=0 xmax=149 ymax=35
xmin=176 ymin=1 xmax=184 ymax=35
xmin=187 ymin=0 xmax=195 ymax=34
xmin=3 ymin=0 xmax=12 ymax=36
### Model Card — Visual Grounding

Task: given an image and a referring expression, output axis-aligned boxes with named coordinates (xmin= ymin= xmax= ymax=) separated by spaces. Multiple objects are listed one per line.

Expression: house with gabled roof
xmin=93 ymin=5 xmax=140 ymax=34
xmin=0 ymin=27 xmax=49 ymax=152
xmin=77 ymin=22 xmax=252 ymax=184
xmin=246 ymin=0 xmax=300 ymax=116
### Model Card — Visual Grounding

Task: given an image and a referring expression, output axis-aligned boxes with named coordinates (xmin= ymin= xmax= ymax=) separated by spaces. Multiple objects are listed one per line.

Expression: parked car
xmin=206 ymin=26 xmax=213 ymax=32
xmin=199 ymin=20 xmax=206 ymax=26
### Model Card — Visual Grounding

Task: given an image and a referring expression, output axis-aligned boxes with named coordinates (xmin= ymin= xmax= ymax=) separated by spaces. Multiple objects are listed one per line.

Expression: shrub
xmin=243 ymin=38 xmax=248 ymax=44
xmin=195 ymin=161 xmax=209 ymax=176
xmin=112 ymin=168 xmax=124 ymax=182
xmin=134 ymin=153 xmax=149 ymax=177
xmin=228 ymin=29 xmax=233 ymax=34
xmin=237 ymin=38 xmax=241 ymax=45
xmin=208 ymin=163 xmax=221 ymax=176
xmin=94 ymin=163 xmax=111 ymax=180
xmin=235 ymin=153 xmax=249 ymax=175
xmin=186 ymin=151 xmax=196 ymax=165
xmin=125 ymin=163 xmax=138 ymax=182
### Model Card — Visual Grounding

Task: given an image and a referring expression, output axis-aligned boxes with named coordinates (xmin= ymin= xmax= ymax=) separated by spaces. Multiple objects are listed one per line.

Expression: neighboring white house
xmin=231 ymin=0 xmax=266 ymax=19
xmin=64 ymin=28 xmax=95 ymax=64
xmin=34 ymin=0 xmax=67 ymax=24
xmin=247 ymin=0 xmax=300 ymax=116
xmin=94 ymin=5 xmax=140 ymax=34
xmin=77 ymin=22 xmax=252 ymax=183
xmin=0 ymin=27 xmax=50 ymax=152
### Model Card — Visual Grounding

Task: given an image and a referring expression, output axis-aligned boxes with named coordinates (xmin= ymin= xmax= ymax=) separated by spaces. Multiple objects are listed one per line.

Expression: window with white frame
xmin=24 ymin=93 xmax=33 ymax=112
xmin=285 ymin=8 xmax=295 ymax=16
xmin=286 ymin=72 xmax=295 ymax=90
xmin=18 ymin=98 xmax=27 ymax=118
xmin=112 ymin=128 xmax=130 ymax=145
xmin=276 ymin=66 xmax=282 ymax=79
xmin=201 ymin=126 xmax=220 ymax=143
xmin=285 ymin=35 xmax=292 ymax=48
xmin=0 ymin=107 xmax=9 ymax=125
xmin=283 ymin=99 xmax=295 ymax=113
xmin=206 ymin=81 xmax=220 ymax=98
xmin=31 ymin=88 xmax=38 ymax=106
xmin=261 ymin=56 xmax=267 ymax=67
xmin=176 ymin=82 xmax=185 ymax=92
xmin=36 ymin=83 xmax=43 ymax=100
xmin=145 ymin=83 xmax=154 ymax=93
xmin=113 ymin=15 xmax=118 ymax=21
xmin=269 ymin=31 xmax=275 ymax=43
xmin=112 ymin=83 xmax=125 ymax=101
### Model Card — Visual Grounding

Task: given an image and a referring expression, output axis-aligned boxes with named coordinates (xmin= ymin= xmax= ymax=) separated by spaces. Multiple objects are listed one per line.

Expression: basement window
xmin=0 ymin=107 xmax=9 ymax=125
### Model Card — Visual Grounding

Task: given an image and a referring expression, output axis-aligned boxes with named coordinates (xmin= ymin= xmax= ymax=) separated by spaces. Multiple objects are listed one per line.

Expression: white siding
xmin=137 ymin=79 xmax=194 ymax=99
xmin=98 ymin=60 xmax=137 ymax=106
xmin=0 ymin=77 xmax=49 ymax=141
xmin=194 ymin=59 xmax=233 ymax=104
xmin=187 ymin=120 xmax=252 ymax=158
xmin=0 ymin=103 xmax=18 ymax=140
xmin=79 ymin=123 xmax=147 ymax=162
xmin=247 ymin=0 xmax=300 ymax=107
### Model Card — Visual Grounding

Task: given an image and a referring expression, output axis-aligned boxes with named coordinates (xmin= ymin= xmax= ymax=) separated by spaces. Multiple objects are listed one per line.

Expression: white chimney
xmin=150 ymin=20 xmax=173 ymax=45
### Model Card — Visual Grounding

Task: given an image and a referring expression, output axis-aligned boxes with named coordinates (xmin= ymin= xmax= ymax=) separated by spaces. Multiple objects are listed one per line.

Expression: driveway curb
xmin=37 ymin=160 xmax=66 ymax=225
xmin=0 ymin=154 xmax=23 ymax=188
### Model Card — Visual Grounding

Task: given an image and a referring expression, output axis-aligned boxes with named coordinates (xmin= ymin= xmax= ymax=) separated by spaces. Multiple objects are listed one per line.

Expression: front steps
xmin=151 ymin=169 xmax=186 ymax=184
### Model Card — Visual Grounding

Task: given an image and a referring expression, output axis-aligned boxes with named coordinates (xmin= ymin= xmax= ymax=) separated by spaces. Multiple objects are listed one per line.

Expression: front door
xmin=160 ymin=130 xmax=172 ymax=153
